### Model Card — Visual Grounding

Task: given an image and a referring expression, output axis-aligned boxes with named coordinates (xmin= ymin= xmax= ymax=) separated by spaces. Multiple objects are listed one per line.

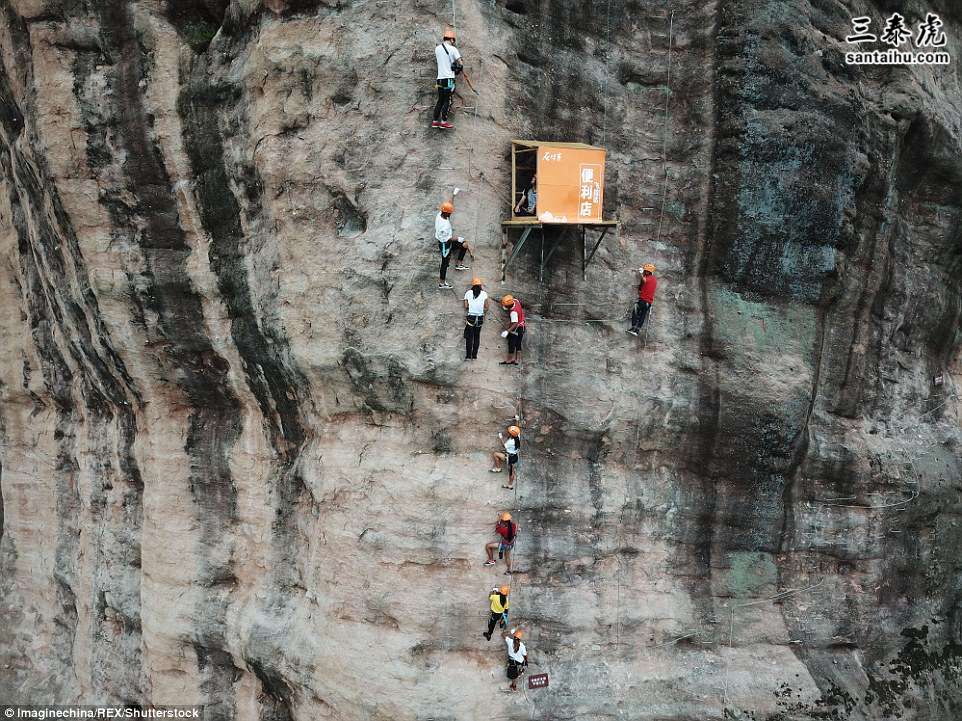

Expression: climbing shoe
xmin=431 ymin=121 xmax=442 ymax=128
xmin=439 ymin=282 xmax=453 ymax=289
xmin=483 ymin=632 xmax=492 ymax=640
xmin=455 ymin=264 xmax=470 ymax=271
xmin=483 ymin=560 xmax=496 ymax=566
xmin=439 ymin=121 xmax=454 ymax=129
xmin=626 ymin=328 xmax=639 ymax=336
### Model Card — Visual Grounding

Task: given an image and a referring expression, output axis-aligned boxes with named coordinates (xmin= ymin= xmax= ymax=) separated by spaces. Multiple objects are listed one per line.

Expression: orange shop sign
xmin=537 ymin=146 xmax=605 ymax=224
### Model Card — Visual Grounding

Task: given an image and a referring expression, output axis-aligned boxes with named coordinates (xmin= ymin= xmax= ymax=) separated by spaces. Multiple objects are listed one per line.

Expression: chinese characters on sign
xmin=528 ymin=673 xmax=550 ymax=689
xmin=578 ymin=165 xmax=601 ymax=219
xmin=526 ymin=144 xmax=605 ymax=223
xmin=844 ymin=12 xmax=950 ymax=65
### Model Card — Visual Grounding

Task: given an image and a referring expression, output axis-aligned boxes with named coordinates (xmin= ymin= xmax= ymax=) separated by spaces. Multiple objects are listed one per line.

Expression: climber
xmin=463 ymin=277 xmax=489 ymax=360
xmin=514 ymin=174 xmax=537 ymax=217
xmin=498 ymin=295 xmax=525 ymax=365
xmin=504 ymin=629 xmax=528 ymax=692
xmin=436 ymin=201 xmax=473 ymax=289
xmin=627 ymin=263 xmax=658 ymax=336
xmin=484 ymin=511 xmax=519 ymax=574
xmin=490 ymin=425 xmax=521 ymax=489
xmin=432 ymin=27 xmax=462 ymax=129
xmin=483 ymin=585 xmax=510 ymax=640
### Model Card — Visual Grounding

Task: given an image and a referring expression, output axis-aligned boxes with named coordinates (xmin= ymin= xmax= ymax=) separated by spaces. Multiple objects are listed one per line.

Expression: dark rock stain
xmin=170 ymin=12 xmax=318 ymax=712
xmin=1 ymin=0 xmax=145 ymax=701
xmin=89 ymin=1 xmax=243 ymax=710
xmin=194 ymin=644 xmax=245 ymax=721
xmin=246 ymin=656 xmax=296 ymax=721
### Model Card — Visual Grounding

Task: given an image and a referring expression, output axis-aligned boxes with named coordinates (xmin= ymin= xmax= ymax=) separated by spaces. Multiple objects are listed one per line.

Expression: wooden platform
xmin=501 ymin=218 xmax=618 ymax=227
xmin=501 ymin=217 xmax=543 ymax=226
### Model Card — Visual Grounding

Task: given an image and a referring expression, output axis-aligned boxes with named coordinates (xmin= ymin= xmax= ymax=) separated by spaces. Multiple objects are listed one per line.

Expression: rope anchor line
xmin=722 ymin=578 xmax=826 ymax=706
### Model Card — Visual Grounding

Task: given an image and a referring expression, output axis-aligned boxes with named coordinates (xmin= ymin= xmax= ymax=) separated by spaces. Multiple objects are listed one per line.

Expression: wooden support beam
xmin=511 ymin=143 xmax=518 ymax=220
xmin=583 ymin=226 xmax=610 ymax=272
xmin=539 ymin=227 xmax=545 ymax=284
xmin=543 ymin=234 xmax=562 ymax=267
xmin=541 ymin=234 xmax=560 ymax=283
xmin=581 ymin=226 xmax=587 ymax=281
xmin=505 ymin=226 xmax=533 ymax=273
xmin=500 ymin=224 xmax=508 ymax=282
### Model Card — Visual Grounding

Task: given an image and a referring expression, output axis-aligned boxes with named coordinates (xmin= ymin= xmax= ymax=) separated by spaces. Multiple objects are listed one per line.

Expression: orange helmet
xmin=512 ymin=629 xmax=523 ymax=639
xmin=471 ymin=277 xmax=483 ymax=286
xmin=499 ymin=585 xmax=510 ymax=595
xmin=642 ymin=263 xmax=656 ymax=273
xmin=443 ymin=27 xmax=456 ymax=41
xmin=500 ymin=294 xmax=514 ymax=308
xmin=499 ymin=511 xmax=512 ymax=522
xmin=507 ymin=425 xmax=521 ymax=437
xmin=440 ymin=201 xmax=454 ymax=214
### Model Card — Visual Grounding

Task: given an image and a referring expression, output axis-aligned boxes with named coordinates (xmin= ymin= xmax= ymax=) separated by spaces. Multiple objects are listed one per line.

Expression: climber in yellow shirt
xmin=483 ymin=585 xmax=510 ymax=641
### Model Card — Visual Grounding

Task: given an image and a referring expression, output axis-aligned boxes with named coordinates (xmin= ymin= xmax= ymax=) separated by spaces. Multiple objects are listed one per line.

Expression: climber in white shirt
xmin=504 ymin=629 xmax=528 ymax=692
xmin=490 ymin=425 xmax=521 ymax=489
xmin=432 ymin=27 xmax=462 ymax=129
xmin=435 ymin=200 xmax=472 ymax=289
xmin=463 ymin=278 xmax=489 ymax=360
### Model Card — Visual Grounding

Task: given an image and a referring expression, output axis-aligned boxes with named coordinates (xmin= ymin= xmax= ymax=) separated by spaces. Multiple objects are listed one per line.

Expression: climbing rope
xmin=601 ymin=0 xmax=612 ymax=146
xmin=528 ymin=310 xmax=630 ymax=324
xmin=648 ymin=632 xmax=697 ymax=648
xmin=642 ymin=304 xmax=654 ymax=348
xmin=614 ymin=420 xmax=641 ymax=660
xmin=654 ymin=9 xmax=675 ymax=245
xmin=722 ymin=577 xmax=826 ymax=707
xmin=814 ymin=490 xmax=919 ymax=510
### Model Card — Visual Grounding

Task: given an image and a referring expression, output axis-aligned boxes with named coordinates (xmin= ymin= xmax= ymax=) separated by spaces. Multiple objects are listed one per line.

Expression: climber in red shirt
xmin=627 ymin=263 xmax=657 ymax=337
xmin=498 ymin=294 xmax=525 ymax=365
xmin=484 ymin=511 xmax=519 ymax=574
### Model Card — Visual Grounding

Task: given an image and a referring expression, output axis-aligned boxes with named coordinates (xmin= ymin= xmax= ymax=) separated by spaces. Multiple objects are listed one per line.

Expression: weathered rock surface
xmin=1 ymin=1 xmax=960 ymax=719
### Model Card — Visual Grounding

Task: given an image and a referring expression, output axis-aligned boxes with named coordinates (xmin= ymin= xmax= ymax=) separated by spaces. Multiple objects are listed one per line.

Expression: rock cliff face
xmin=1 ymin=0 xmax=960 ymax=719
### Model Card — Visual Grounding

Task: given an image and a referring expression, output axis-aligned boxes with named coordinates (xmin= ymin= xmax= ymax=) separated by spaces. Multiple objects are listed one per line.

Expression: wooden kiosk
xmin=502 ymin=139 xmax=618 ymax=281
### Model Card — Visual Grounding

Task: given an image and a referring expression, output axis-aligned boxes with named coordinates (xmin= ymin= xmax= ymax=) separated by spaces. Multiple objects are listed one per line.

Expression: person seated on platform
xmin=514 ymin=174 xmax=537 ymax=217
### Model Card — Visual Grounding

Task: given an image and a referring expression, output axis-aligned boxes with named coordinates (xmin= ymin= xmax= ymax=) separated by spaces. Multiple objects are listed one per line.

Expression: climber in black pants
xmin=432 ymin=27 xmax=462 ymax=129
xmin=463 ymin=277 xmax=489 ymax=360
xmin=483 ymin=585 xmax=510 ymax=640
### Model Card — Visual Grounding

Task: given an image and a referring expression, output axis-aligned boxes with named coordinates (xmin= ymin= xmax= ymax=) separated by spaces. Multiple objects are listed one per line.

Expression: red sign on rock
xmin=528 ymin=673 xmax=549 ymax=689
